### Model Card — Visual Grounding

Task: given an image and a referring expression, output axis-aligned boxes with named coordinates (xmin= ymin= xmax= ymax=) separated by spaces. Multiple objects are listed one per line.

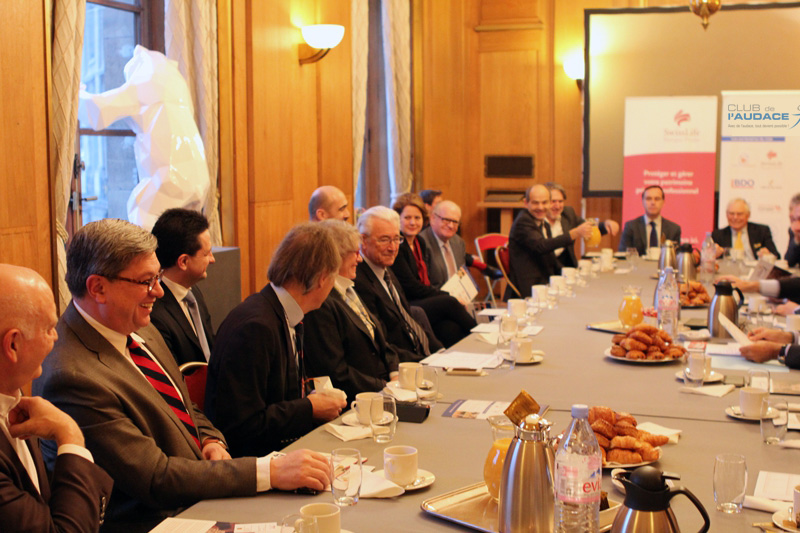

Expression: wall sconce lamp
xmin=563 ymin=50 xmax=585 ymax=90
xmin=299 ymin=24 xmax=345 ymax=65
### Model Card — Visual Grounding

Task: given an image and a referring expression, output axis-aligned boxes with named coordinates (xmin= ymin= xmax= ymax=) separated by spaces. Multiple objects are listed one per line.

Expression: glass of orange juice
xmin=618 ymin=285 xmax=644 ymax=329
xmin=585 ymin=217 xmax=602 ymax=247
xmin=483 ymin=415 xmax=515 ymax=501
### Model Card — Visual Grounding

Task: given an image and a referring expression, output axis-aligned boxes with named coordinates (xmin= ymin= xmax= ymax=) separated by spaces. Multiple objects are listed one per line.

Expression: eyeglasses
xmin=434 ymin=213 xmax=460 ymax=227
xmin=374 ymin=236 xmax=404 ymax=246
xmin=107 ymin=269 xmax=164 ymax=293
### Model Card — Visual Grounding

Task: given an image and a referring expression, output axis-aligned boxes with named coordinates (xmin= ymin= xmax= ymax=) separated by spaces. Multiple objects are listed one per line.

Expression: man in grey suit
xmin=34 ymin=219 xmax=331 ymax=531
xmin=618 ymin=185 xmax=682 ymax=256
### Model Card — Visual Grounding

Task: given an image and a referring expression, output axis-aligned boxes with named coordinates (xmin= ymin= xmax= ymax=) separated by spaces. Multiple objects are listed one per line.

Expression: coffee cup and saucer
xmin=373 ymin=445 xmax=436 ymax=491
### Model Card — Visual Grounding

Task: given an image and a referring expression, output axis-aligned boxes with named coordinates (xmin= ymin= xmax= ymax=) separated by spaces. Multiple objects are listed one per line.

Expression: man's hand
xmin=757 ymin=248 xmax=774 ymax=259
xmin=569 ymin=221 xmax=594 ymax=241
xmin=716 ymin=275 xmax=759 ymax=293
xmin=603 ymin=220 xmax=620 ymax=236
xmin=740 ymin=341 xmax=783 ymax=363
xmin=308 ymin=392 xmax=346 ymax=422
xmin=202 ymin=441 xmax=231 ymax=461
xmin=747 ymin=327 xmax=794 ymax=344
xmin=8 ymin=396 xmax=84 ymax=447
xmin=270 ymin=449 xmax=331 ymax=491
xmin=775 ymin=301 xmax=800 ymax=316
xmin=714 ymin=243 xmax=725 ymax=258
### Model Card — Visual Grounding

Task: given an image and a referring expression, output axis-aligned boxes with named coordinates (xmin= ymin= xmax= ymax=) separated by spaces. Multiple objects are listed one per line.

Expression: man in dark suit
xmin=304 ymin=221 xmax=402 ymax=400
xmin=618 ymin=185 xmax=682 ymax=256
xmin=786 ymin=193 xmax=800 ymax=268
xmin=206 ymin=223 xmax=346 ymax=458
xmin=34 ymin=219 xmax=332 ymax=531
xmin=711 ymin=198 xmax=780 ymax=260
xmin=0 ymin=263 xmax=112 ymax=532
xmin=544 ymin=182 xmax=619 ymax=268
xmin=354 ymin=206 xmax=444 ymax=361
xmin=506 ymin=184 xmax=593 ymax=299
xmin=150 ymin=208 xmax=216 ymax=365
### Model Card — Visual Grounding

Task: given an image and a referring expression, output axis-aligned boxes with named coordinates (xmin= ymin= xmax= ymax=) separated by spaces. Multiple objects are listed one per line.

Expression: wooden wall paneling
xmin=480 ymin=0 xmax=541 ymax=26
xmin=252 ymin=202 xmax=295 ymax=289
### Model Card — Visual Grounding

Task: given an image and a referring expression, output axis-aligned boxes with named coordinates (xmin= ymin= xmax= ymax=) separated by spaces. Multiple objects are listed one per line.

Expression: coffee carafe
xmin=676 ymin=243 xmax=698 ymax=282
xmin=611 ymin=466 xmax=710 ymax=533
xmin=708 ymin=280 xmax=744 ymax=339
xmin=498 ymin=414 xmax=555 ymax=533
xmin=658 ymin=240 xmax=678 ymax=273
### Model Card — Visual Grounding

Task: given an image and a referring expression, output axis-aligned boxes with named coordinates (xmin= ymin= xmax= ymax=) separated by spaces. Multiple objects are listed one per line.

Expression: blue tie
xmin=649 ymin=221 xmax=658 ymax=248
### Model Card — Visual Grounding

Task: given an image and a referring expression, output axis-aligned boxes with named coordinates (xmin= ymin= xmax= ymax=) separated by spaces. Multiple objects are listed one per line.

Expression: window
xmin=72 ymin=0 xmax=163 ymax=232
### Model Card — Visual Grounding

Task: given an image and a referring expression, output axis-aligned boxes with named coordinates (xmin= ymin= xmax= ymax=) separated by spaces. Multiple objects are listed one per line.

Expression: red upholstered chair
xmin=495 ymin=244 xmax=521 ymax=299
xmin=178 ymin=361 xmax=208 ymax=411
xmin=474 ymin=233 xmax=508 ymax=306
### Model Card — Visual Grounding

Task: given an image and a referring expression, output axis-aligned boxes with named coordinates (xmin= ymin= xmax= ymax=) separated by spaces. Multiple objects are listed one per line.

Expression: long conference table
xmin=180 ymin=261 xmax=800 ymax=532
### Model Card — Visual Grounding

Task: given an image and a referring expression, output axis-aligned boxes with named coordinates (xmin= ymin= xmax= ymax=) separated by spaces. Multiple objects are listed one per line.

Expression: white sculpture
xmin=79 ymin=45 xmax=209 ymax=230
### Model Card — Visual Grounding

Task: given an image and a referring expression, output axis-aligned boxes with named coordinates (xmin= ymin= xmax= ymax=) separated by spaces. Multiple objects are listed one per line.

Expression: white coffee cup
xmin=350 ymin=392 xmax=382 ymax=425
xmin=384 ymin=445 xmax=418 ymax=487
xmin=561 ymin=267 xmax=578 ymax=281
xmin=740 ymin=386 xmax=769 ymax=418
xmin=549 ymin=275 xmax=566 ymax=292
xmin=398 ymin=362 xmax=421 ymax=390
xmin=507 ymin=298 xmax=526 ymax=318
xmin=601 ymin=247 xmax=614 ymax=257
xmin=648 ymin=247 xmax=661 ymax=260
xmin=301 ymin=503 xmax=340 ymax=533
xmin=686 ymin=352 xmax=709 ymax=380
xmin=786 ymin=314 xmax=800 ymax=334
xmin=510 ymin=337 xmax=534 ymax=363
xmin=731 ymin=248 xmax=745 ymax=261
xmin=793 ymin=484 xmax=800 ymax=525
xmin=532 ymin=284 xmax=548 ymax=302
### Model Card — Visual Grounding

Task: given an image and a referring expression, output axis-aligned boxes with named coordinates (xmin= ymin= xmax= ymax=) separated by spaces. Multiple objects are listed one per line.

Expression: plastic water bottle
xmin=657 ymin=267 xmax=679 ymax=338
xmin=700 ymin=232 xmax=716 ymax=284
xmin=554 ymin=404 xmax=602 ymax=532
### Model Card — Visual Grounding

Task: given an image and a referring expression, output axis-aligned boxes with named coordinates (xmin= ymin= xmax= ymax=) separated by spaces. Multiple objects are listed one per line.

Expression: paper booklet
xmin=441 ymin=266 xmax=478 ymax=303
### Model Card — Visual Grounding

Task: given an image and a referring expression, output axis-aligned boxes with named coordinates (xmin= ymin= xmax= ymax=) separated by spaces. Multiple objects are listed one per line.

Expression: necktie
xmin=443 ymin=242 xmax=457 ymax=279
xmin=184 ymin=290 xmax=211 ymax=361
xmin=294 ymin=322 xmax=309 ymax=398
xmin=383 ymin=271 xmax=430 ymax=356
xmin=1 ymin=418 xmax=39 ymax=493
xmin=127 ymin=336 xmax=201 ymax=449
xmin=649 ymin=221 xmax=658 ymax=248
xmin=345 ymin=287 xmax=375 ymax=339
xmin=734 ymin=230 xmax=744 ymax=250
xmin=544 ymin=221 xmax=553 ymax=239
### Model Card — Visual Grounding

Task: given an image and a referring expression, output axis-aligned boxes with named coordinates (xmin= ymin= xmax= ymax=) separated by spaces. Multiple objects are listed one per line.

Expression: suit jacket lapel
xmin=261 ymin=285 xmax=301 ymax=398
xmin=331 ymin=290 xmax=379 ymax=350
xmin=0 ymin=432 xmax=46 ymax=501
xmin=161 ymin=284 xmax=204 ymax=352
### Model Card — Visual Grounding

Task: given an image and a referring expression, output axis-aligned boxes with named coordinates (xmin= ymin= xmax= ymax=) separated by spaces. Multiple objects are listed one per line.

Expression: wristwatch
xmin=778 ymin=345 xmax=789 ymax=365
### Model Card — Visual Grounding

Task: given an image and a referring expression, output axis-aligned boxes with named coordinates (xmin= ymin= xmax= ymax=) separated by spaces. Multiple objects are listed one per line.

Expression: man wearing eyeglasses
xmin=35 ymin=219 xmax=334 ymax=530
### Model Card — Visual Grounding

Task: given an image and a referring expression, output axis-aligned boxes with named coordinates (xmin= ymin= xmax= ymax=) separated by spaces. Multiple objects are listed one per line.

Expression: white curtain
xmin=51 ymin=0 xmax=86 ymax=312
xmin=351 ymin=0 xmax=369 ymax=200
xmin=380 ymin=0 xmax=412 ymax=202
xmin=165 ymin=0 xmax=222 ymax=245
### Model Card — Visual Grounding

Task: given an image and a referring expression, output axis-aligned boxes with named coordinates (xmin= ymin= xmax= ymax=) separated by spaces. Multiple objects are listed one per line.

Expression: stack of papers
xmin=420 ymin=351 xmax=502 ymax=370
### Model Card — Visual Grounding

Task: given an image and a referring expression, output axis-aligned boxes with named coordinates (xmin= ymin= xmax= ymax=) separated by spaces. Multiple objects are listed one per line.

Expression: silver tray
xmin=420 ymin=482 xmax=621 ymax=532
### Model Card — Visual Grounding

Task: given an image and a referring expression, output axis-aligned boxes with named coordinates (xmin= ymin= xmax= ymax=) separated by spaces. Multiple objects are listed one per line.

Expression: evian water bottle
xmin=657 ymin=267 xmax=679 ymax=338
xmin=554 ymin=404 xmax=602 ymax=532
xmin=700 ymin=232 xmax=716 ymax=284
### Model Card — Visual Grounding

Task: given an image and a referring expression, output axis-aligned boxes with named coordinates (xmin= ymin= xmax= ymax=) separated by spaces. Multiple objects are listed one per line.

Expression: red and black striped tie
xmin=127 ymin=336 xmax=201 ymax=450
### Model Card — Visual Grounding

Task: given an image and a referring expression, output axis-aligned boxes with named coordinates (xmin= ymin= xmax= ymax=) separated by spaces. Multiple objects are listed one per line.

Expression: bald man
xmin=711 ymin=198 xmax=780 ymax=260
xmin=309 ymin=186 xmax=351 ymax=222
xmin=0 ymin=264 xmax=112 ymax=531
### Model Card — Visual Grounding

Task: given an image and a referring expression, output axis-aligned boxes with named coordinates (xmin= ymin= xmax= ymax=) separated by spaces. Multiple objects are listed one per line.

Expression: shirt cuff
xmin=758 ymin=279 xmax=780 ymax=298
xmin=256 ymin=452 xmax=281 ymax=492
xmin=57 ymin=444 xmax=93 ymax=463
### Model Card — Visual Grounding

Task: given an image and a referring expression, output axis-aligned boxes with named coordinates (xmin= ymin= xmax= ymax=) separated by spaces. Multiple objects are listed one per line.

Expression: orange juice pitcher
xmin=585 ymin=217 xmax=602 ymax=247
xmin=618 ymin=285 xmax=644 ymax=329
xmin=483 ymin=415 xmax=515 ymax=501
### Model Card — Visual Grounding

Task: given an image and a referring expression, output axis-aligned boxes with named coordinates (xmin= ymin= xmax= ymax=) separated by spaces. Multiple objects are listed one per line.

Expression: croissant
xmin=611 ymin=334 xmax=626 ymax=345
xmin=610 ymin=345 xmax=627 ymax=358
xmin=589 ymin=406 xmax=616 ymax=426
xmin=607 ymin=449 xmax=642 ymax=464
xmin=620 ymin=338 xmax=648 ymax=352
xmin=610 ymin=435 xmax=642 ymax=450
xmin=631 ymin=323 xmax=658 ymax=336
xmin=638 ymin=432 xmax=669 ymax=447
xmin=638 ymin=442 xmax=660 ymax=462
xmin=629 ymin=331 xmax=653 ymax=345
xmin=626 ymin=350 xmax=647 ymax=360
xmin=591 ymin=419 xmax=616 ymax=440
xmin=616 ymin=412 xmax=637 ymax=426
xmin=594 ymin=432 xmax=610 ymax=448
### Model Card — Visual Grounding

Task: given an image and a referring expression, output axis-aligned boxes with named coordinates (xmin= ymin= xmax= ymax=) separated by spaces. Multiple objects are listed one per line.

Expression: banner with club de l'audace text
xmin=719 ymin=90 xmax=800 ymax=258
xmin=622 ymin=96 xmax=718 ymax=247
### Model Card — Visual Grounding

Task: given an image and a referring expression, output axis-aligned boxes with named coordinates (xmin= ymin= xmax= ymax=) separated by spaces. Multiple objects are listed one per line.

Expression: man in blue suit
xmin=618 ymin=185 xmax=682 ymax=256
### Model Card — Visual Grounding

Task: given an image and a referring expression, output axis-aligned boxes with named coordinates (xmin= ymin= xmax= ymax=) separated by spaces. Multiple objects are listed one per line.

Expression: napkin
xmin=778 ymin=440 xmax=800 ymax=449
xmin=679 ymin=384 xmax=735 ymax=397
xmin=679 ymin=329 xmax=711 ymax=341
xmin=789 ymin=403 xmax=800 ymax=412
xmin=384 ymin=384 xmax=417 ymax=403
xmin=635 ymin=422 xmax=682 ymax=444
xmin=744 ymin=495 xmax=792 ymax=513
xmin=360 ymin=467 xmax=405 ymax=498
xmin=313 ymin=376 xmax=347 ymax=402
xmin=476 ymin=332 xmax=499 ymax=345
xmin=614 ymin=267 xmax=632 ymax=275
xmin=324 ymin=423 xmax=371 ymax=442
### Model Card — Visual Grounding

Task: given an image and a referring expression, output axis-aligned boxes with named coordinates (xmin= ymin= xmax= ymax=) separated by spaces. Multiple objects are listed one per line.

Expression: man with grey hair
xmin=35 ymin=219 xmax=333 ymax=530
xmin=712 ymin=197 xmax=779 ymax=260
xmin=354 ymin=206 xmax=444 ymax=360
xmin=308 ymin=185 xmax=351 ymax=222
xmin=0 ymin=263 xmax=112 ymax=531
xmin=206 ymin=222 xmax=346 ymax=458
xmin=787 ymin=193 xmax=800 ymax=268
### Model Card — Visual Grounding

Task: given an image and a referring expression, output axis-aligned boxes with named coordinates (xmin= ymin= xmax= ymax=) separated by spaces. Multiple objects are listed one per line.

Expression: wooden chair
xmin=495 ymin=244 xmax=521 ymax=299
xmin=474 ymin=233 xmax=508 ymax=306
xmin=178 ymin=361 xmax=208 ymax=411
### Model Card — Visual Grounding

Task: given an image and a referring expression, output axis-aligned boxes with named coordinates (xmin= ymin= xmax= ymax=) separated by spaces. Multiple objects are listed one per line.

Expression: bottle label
xmin=659 ymin=295 xmax=678 ymax=312
xmin=555 ymin=455 xmax=602 ymax=504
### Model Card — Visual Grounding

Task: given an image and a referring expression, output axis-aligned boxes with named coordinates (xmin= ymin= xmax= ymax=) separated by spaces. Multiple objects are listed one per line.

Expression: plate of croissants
xmin=605 ymin=323 xmax=686 ymax=363
xmin=679 ymin=281 xmax=711 ymax=308
xmin=589 ymin=406 xmax=670 ymax=468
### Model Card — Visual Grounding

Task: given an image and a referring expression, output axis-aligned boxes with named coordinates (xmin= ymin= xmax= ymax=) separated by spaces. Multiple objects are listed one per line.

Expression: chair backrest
xmin=474 ymin=233 xmax=509 ymax=263
xmin=179 ymin=361 xmax=208 ymax=411
xmin=495 ymin=244 xmax=521 ymax=298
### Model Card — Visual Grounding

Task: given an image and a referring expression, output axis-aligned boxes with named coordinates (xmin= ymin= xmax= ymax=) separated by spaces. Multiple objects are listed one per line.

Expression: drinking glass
xmin=497 ymin=314 xmax=517 ymax=353
xmin=683 ymin=352 xmax=707 ymax=389
xmin=281 ymin=514 xmax=318 ymax=533
xmin=415 ymin=366 xmax=439 ymax=406
xmin=713 ymin=453 xmax=747 ymax=513
xmin=626 ymin=247 xmax=639 ymax=270
xmin=747 ymin=368 xmax=770 ymax=392
xmin=370 ymin=395 xmax=397 ymax=443
xmin=524 ymin=295 xmax=541 ymax=325
xmin=330 ymin=448 xmax=362 ymax=506
xmin=565 ymin=276 xmax=577 ymax=298
xmin=761 ymin=398 xmax=788 ymax=445
xmin=546 ymin=286 xmax=560 ymax=309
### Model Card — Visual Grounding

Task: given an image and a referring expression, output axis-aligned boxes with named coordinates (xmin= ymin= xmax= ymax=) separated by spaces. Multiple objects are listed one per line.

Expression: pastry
xmin=607 ymin=449 xmax=642 ymax=464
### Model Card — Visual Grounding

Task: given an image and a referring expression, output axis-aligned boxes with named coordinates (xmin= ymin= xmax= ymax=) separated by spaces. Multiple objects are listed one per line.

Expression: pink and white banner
xmin=622 ymin=96 xmax=718 ymax=246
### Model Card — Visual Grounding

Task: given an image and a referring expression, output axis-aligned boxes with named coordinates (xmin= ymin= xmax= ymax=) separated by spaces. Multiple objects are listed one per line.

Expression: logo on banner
xmin=674 ymin=110 xmax=690 ymax=126
xmin=731 ymin=178 xmax=755 ymax=189
xmin=767 ymin=150 xmax=778 ymax=160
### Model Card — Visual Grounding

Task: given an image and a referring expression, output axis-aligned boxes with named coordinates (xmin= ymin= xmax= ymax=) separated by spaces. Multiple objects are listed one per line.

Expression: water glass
xmin=524 ymin=296 xmax=541 ymax=324
xmin=546 ymin=286 xmax=559 ymax=309
xmin=761 ymin=398 xmax=788 ymax=444
xmin=415 ymin=366 xmax=439 ymax=406
xmin=497 ymin=314 xmax=517 ymax=351
xmin=370 ymin=395 xmax=397 ymax=443
xmin=747 ymin=368 xmax=770 ymax=392
xmin=565 ymin=276 xmax=577 ymax=298
xmin=626 ymin=247 xmax=639 ymax=270
xmin=713 ymin=453 xmax=747 ymax=513
xmin=281 ymin=514 xmax=318 ymax=533
xmin=683 ymin=352 xmax=707 ymax=389
xmin=330 ymin=448 xmax=362 ymax=506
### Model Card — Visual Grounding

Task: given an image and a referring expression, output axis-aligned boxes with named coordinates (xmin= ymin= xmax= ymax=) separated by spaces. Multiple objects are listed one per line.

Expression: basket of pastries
xmin=679 ymin=281 xmax=711 ymax=307
xmin=608 ymin=323 xmax=686 ymax=362
xmin=589 ymin=406 xmax=670 ymax=466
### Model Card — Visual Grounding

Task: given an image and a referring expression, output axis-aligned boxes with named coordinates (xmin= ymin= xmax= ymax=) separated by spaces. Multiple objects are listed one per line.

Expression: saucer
xmin=373 ymin=468 xmax=435 ymax=490
xmin=341 ymin=410 xmax=394 ymax=427
xmin=674 ymin=370 xmax=723 ymax=383
xmin=502 ymin=349 xmax=544 ymax=365
xmin=725 ymin=405 xmax=776 ymax=422
xmin=773 ymin=509 xmax=800 ymax=532
xmin=384 ymin=380 xmax=444 ymax=400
